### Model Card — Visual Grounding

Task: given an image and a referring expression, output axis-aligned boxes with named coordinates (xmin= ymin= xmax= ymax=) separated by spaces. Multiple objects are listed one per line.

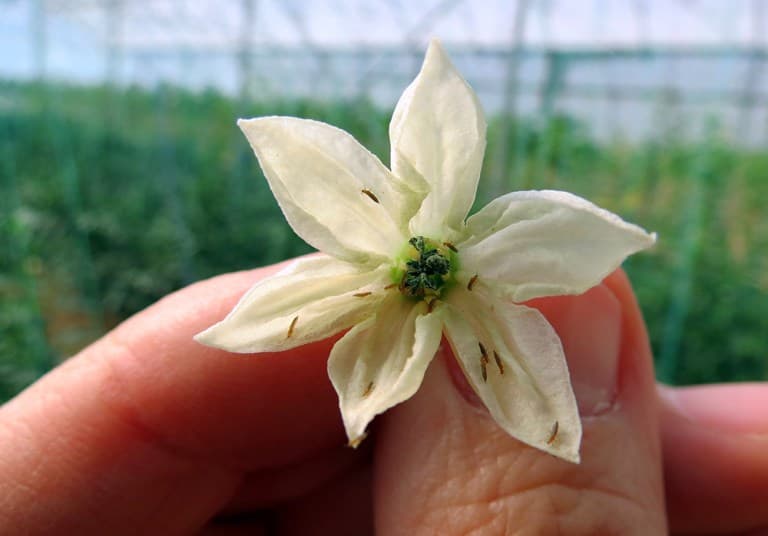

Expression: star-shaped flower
xmin=195 ymin=40 xmax=655 ymax=463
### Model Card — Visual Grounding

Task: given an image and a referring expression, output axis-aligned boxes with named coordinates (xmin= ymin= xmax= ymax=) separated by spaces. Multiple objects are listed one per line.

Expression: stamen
xmin=286 ymin=316 xmax=298 ymax=339
xmin=478 ymin=342 xmax=490 ymax=382
xmin=443 ymin=241 xmax=458 ymax=252
xmin=348 ymin=432 xmax=367 ymax=449
xmin=426 ymin=297 xmax=438 ymax=313
xmin=384 ymin=283 xmax=397 ymax=290
xmin=362 ymin=381 xmax=374 ymax=398
xmin=478 ymin=342 xmax=489 ymax=363
xmin=493 ymin=350 xmax=504 ymax=375
xmin=354 ymin=291 xmax=372 ymax=297
xmin=467 ymin=274 xmax=479 ymax=291
xmin=547 ymin=421 xmax=559 ymax=445
xmin=361 ymin=189 xmax=380 ymax=203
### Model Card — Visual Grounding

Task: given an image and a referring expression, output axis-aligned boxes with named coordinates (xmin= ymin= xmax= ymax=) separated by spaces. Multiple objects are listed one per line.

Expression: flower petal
xmin=327 ymin=295 xmax=443 ymax=445
xmin=459 ymin=190 xmax=656 ymax=302
xmin=195 ymin=255 xmax=388 ymax=353
xmin=443 ymin=289 xmax=581 ymax=462
xmin=389 ymin=39 xmax=487 ymax=238
xmin=238 ymin=116 xmax=412 ymax=264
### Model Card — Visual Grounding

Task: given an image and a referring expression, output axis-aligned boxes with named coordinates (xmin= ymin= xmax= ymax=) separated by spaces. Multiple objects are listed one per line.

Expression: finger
xmin=374 ymin=270 xmax=666 ymax=534
xmin=223 ymin=442 xmax=372 ymax=512
xmin=272 ymin=460 xmax=373 ymax=536
xmin=0 ymin=259 xmax=347 ymax=534
xmin=660 ymin=383 xmax=768 ymax=534
xmin=208 ymin=443 xmax=374 ymax=536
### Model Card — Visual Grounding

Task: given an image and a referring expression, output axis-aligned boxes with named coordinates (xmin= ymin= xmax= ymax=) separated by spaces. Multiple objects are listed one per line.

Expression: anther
xmin=467 ymin=274 xmax=479 ymax=291
xmin=362 ymin=381 xmax=374 ymax=398
xmin=426 ymin=297 xmax=438 ymax=313
xmin=547 ymin=421 xmax=559 ymax=445
xmin=480 ymin=359 xmax=488 ymax=382
xmin=361 ymin=189 xmax=380 ymax=203
xmin=478 ymin=342 xmax=489 ymax=363
xmin=348 ymin=432 xmax=367 ymax=449
xmin=493 ymin=350 xmax=504 ymax=375
xmin=354 ymin=291 xmax=372 ymax=297
xmin=384 ymin=283 xmax=397 ymax=290
xmin=443 ymin=241 xmax=458 ymax=252
xmin=286 ymin=316 xmax=298 ymax=339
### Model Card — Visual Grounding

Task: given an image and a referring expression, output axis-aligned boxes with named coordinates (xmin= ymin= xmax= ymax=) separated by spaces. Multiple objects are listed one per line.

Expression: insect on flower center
xmin=398 ymin=236 xmax=455 ymax=299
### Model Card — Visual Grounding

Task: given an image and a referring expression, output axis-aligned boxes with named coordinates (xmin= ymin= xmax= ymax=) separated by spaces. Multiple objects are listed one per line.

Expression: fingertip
xmin=660 ymin=383 xmax=768 ymax=533
xmin=660 ymin=383 xmax=768 ymax=435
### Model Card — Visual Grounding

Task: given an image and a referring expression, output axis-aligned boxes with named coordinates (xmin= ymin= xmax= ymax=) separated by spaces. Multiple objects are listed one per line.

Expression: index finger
xmin=0 ymin=259 xmax=345 ymax=533
xmin=92 ymin=261 xmax=345 ymax=466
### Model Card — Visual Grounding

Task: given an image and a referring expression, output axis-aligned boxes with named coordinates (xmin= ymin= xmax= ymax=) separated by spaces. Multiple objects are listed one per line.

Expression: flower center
xmin=398 ymin=236 xmax=453 ymax=299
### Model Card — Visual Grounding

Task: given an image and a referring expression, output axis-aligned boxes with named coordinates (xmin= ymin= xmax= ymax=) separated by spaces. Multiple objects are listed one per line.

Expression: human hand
xmin=1 ymin=260 xmax=766 ymax=535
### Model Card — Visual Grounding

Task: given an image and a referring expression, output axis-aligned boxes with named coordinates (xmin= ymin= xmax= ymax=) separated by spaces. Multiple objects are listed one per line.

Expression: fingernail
xmin=539 ymin=285 xmax=622 ymax=416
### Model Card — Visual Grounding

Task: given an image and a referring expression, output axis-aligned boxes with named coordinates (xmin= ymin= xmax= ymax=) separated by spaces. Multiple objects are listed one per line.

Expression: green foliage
xmin=0 ymin=79 xmax=766 ymax=401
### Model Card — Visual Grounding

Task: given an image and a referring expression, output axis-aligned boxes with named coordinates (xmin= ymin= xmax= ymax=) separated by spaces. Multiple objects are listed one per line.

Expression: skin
xmin=0 ymin=260 xmax=766 ymax=535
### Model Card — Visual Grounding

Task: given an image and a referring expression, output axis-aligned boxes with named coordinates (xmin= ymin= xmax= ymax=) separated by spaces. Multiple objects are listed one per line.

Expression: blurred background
xmin=1 ymin=0 xmax=767 ymax=401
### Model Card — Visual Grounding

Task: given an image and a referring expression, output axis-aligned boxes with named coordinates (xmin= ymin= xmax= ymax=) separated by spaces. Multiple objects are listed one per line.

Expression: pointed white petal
xmin=239 ymin=116 xmax=411 ymax=264
xmin=460 ymin=190 xmax=656 ymax=302
xmin=195 ymin=255 xmax=389 ymax=353
xmin=443 ymin=289 xmax=581 ymax=463
xmin=328 ymin=295 xmax=443 ymax=444
xmin=389 ymin=39 xmax=487 ymax=238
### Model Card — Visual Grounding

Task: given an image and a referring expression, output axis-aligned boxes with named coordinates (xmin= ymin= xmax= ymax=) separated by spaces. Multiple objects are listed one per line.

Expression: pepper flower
xmin=195 ymin=40 xmax=655 ymax=463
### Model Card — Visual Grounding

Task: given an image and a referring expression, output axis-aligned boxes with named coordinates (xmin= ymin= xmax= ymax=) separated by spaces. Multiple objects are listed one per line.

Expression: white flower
xmin=195 ymin=40 xmax=655 ymax=463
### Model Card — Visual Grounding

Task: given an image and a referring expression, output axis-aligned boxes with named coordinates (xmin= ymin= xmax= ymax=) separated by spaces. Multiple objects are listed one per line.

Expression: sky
xmin=1 ymin=0 xmax=767 ymax=81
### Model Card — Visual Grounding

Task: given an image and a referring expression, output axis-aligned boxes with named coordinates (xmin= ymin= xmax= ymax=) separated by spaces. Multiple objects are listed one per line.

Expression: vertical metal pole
xmin=31 ymin=0 xmax=47 ymax=80
xmin=239 ymin=0 xmax=257 ymax=101
xmin=105 ymin=0 xmax=123 ymax=85
xmin=532 ymin=50 xmax=566 ymax=186
xmin=738 ymin=0 xmax=764 ymax=145
xmin=538 ymin=51 xmax=565 ymax=117
xmin=489 ymin=0 xmax=530 ymax=198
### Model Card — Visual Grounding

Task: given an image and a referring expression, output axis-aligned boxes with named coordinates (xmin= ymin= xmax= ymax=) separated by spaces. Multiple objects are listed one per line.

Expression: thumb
xmin=373 ymin=270 xmax=665 ymax=535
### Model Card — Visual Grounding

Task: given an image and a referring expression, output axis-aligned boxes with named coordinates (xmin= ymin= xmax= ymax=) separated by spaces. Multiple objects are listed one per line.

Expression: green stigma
xmin=398 ymin=236 xmax=453 ymax=299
